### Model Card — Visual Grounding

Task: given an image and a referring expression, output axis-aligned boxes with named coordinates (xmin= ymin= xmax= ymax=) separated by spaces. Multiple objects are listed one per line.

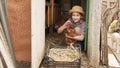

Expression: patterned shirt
xmin=61 ymin=18 xmax=86 ymax=35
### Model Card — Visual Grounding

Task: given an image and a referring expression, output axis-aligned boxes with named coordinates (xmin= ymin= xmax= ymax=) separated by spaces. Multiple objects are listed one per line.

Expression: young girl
xmin=57 ymin=5 xmax=86 ymax=47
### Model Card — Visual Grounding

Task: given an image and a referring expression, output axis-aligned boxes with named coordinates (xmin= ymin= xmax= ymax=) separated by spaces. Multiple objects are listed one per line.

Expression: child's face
xmin=72 ymin=12 xmax=81 ymax=23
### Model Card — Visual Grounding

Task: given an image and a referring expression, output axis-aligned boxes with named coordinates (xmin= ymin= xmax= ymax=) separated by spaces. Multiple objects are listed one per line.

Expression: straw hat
xmin=69 ymin=5 xmax=84 ymax=15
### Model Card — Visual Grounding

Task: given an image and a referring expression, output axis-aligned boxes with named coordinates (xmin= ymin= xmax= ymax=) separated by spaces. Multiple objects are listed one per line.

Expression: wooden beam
xmin=87 ymin=0 xmax=102 ymax=66
xmin=50 ymin=0 xmax=54 ymax=33
xmin=31 ymin=0 xmax=45 ymax=68
xmin=101 ymin=0 xmax=119 ymax=65
xmin=0 ymin=57 xmax=3 ymax=68
xmin=47 ymin=5 xmax=50 ymax=27
xmin=101 ymin=20 xmax=108 ymax=65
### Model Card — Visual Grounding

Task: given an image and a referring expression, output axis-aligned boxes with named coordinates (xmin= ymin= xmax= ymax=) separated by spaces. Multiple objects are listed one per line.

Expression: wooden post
xmin=47 ymin=5 xmax=50 ymax=27
xmin=101 ymin=19 xmax=108 ymax=65
xmin=31 ymin=0 xmax=45 ymax=68
xmin=50 ymin=0 xmax=54 ymax=33
xmin=101 ymin=0 xmax=119 ymax=65
xmin=0 ymin=57 xmax=3 ymax=68
xmin=87 ymin=0 xmax=102 ymax=66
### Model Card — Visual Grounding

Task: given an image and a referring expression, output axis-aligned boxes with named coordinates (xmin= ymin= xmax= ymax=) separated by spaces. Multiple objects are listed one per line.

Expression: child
xmin=57 ymin=5 xmax=86 ymax=48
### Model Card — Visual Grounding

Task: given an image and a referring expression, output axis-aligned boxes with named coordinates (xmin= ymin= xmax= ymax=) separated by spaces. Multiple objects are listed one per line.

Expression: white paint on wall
xmin=0 ymin=38 xmax=15 ymax=68
xmin=0 ymin=23 xmax=15 ymax=68
xmin=0 ymin=32 xmax=15 ymax=68
xmin=108 ymin=54 xmax=120 ymax=67
xmin=31 ymin=0 xmax=45 ymax=68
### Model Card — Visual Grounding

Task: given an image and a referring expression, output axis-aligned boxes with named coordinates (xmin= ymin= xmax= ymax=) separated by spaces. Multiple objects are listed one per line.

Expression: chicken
xmin=64 ymin=23 xmax=77 ymax=45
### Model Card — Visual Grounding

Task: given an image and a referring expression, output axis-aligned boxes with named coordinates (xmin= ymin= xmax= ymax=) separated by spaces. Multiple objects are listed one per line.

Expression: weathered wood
xmin=87 ymin=0 xmax=102 ymax=66
xmin=0 ymin=57 xmax=3 ymax=68
xmin=101 ymin=18 xmax=108 ymax=65
xmin=101 ymin=0 xmax=119 ymax=65
xmin=46 ymin=3 xmax=60 ymax=28
xmin=31 ymin=0 xmax=45 ymax=68
xmin=50 ymin=0 xmax=54 ymax=33
xmin=47 ymin=5 xmax=50 ymax=27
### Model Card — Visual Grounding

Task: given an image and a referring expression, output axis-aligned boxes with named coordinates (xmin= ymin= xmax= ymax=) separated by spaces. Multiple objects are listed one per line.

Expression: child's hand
xmin=60 ymin=26 xmax=66 ymax=30
xmin=60 ymin=22 xmax=70 ymax=30
xmin=64 ymin=22 xmax=70 ymax=28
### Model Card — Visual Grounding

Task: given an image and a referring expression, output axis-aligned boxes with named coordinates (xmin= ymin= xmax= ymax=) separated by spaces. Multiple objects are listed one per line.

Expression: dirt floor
xmin=0 ymin=54 xmax=31 ymax=68
xmin=2 ymin=32 xmax=119 ymax=68
xmin=16 ymin=61 xmax=31 ymax=68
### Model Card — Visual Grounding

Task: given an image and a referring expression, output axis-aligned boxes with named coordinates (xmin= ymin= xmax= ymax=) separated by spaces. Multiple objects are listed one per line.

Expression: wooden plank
xmin=50 ymin=0 xmax=54 ymax=33
xmin=101 ymin=17 xmax=108 ymax=65
xmin=31 ymin=0 xmax=45 ymax=68
xmin=0 ymin=57 xmax=3 ymax=68
xmin=87 ymin=0 xmax=102 ymax=66
xmin=47 ymin=5 xmax=50 ymax=27
xmin=102 ymin=0 xmax=117 ymax=2
xmin=101 ymin=0 xmax=119 ymax=65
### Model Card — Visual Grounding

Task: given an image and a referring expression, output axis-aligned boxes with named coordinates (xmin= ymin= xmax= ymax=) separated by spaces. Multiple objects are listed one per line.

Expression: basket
xmin=45 ymin=44 xmax=81 ymax=68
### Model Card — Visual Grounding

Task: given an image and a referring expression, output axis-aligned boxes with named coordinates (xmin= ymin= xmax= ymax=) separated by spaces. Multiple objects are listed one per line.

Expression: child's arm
xmin=57 ymin=21 xmax=70 ymax=34
xmin=65 ymin=34 xmax=84 ymax=41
